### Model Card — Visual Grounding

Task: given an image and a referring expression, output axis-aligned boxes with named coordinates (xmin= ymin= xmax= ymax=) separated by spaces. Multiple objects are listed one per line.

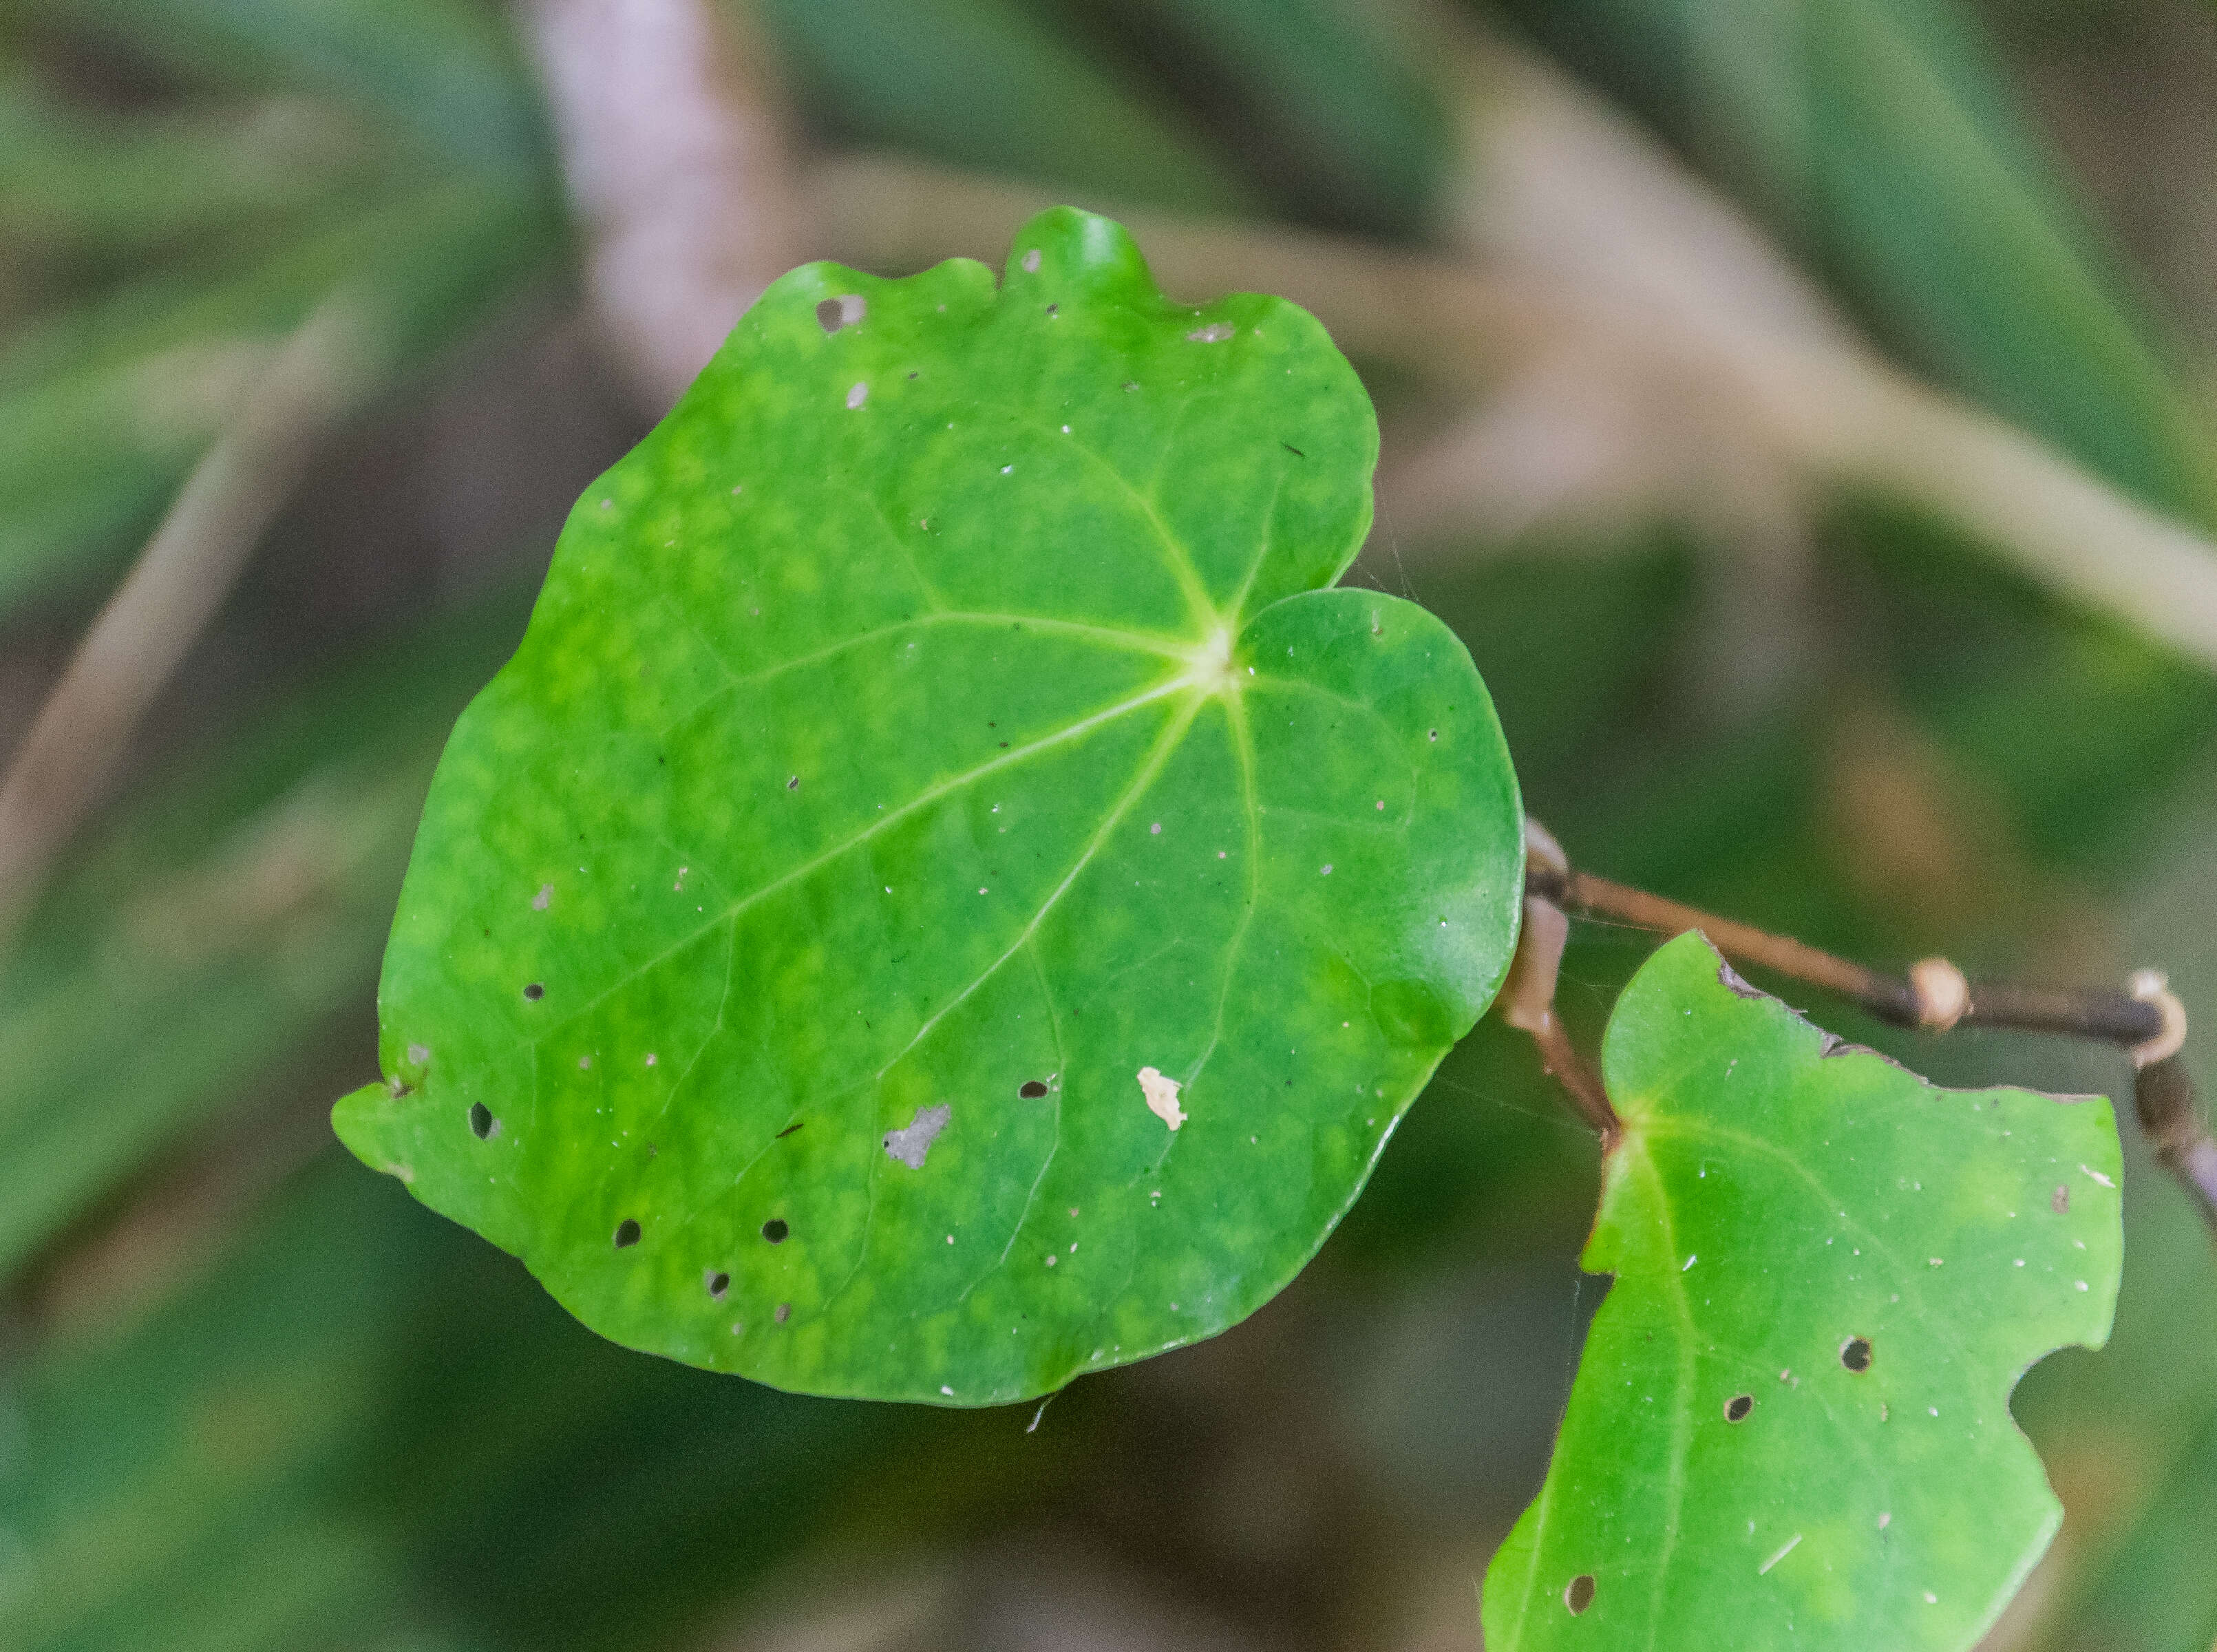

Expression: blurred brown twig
xmin=521 ymin=0 xmax=807 ymax=412
xmin=0 ymin=292 xmax=384 ymax=941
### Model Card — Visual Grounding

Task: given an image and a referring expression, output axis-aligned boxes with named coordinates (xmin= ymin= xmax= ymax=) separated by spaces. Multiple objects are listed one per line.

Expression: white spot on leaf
xmin=1757 ymin=1534 xmax=1801 ymax=1575
xmin=1138 ymin=1066 xmax=1186 ymax=1130
xmin=883 ymin=1103 xmax=951 ymax=1168
xmin=846 ymin=381 xmax=868 ymax=410
xmin=1021 ymin=248 xmax=1041 ymax=273
xmin=1187 ymin=322 xmax=1235 ymax=343
xmin=532 ymin=883 xmax=553 ymax=910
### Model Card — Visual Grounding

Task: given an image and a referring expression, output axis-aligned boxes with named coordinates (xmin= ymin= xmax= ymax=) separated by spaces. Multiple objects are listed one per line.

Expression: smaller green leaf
xmin=1483 ymin=931 xmax=2123 ymax=1652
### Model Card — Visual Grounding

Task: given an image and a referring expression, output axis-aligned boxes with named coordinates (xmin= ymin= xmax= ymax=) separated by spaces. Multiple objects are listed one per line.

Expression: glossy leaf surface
xmin=334 ymin=209 xmax=1524 ymax=1404
xmin=1483 ymin=932 xmax=2124 ymax=1651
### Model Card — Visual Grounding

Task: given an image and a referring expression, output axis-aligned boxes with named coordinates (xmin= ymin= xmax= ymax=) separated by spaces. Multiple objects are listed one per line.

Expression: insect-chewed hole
xmin=1725 ymin=1394 xmax=1754 ymax=1423
xmin=1841 ymin=1336 xmax=1874 ymax=1373
xmin=522 ymin=982 xmax=544 ymax=1001
xmin=1019 ymin=1079 xmax=1050 ymax=1099
xmin=762 ymin=1218 xmax=789 ymax=1245
xmin=468 ymin=1102 xmax=494 ymax=1140
xmin=613 ymin=1218 xmax=641 ymax=1249
xmin=1564 ymin=1575 xmax=1596 ymax=1616
xmin=706 ymin=1270 xmax=730 ymax=1300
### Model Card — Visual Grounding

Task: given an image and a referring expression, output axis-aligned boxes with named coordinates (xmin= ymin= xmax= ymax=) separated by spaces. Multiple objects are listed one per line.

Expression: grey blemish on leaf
xmin=1187 ymin=322 xmax=1235 ymax=343
xmin=884 ymin=1103 xmax=952 ymax=1168
xmin=532 ymin=882 xmax=552 ymax=910
xmin=817 ymin=293 xmax=864 ymax=332
xmin=1021 ymin=248 xmax=1041 ymax=273
xmin=1716 ymin=960 xmax=1764 ymax=1000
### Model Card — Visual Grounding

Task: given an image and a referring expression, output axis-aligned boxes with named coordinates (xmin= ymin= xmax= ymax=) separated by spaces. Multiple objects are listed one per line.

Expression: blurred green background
xmin=3 ymin=1 xmax=2216 ymax=1646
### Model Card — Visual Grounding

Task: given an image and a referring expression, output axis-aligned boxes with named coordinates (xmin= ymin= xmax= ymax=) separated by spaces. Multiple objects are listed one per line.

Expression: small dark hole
xmin=1841 ymin=1336 xmax=1874 ymax=1373
xmin=706 ymin=1271 xmax=730 ymax=1300
xmin=1725 ymin=1394 xmax=1754 ymax=1422
xmin=762 ymin=1218 xmax=789 ymax=1244
xmin=787 ymin=775 xmax=799 ymax=791
xmin=1046 ymin=303 xmax=1058 ymax=315
xmin=469 ymin=1102 xmax=494 ymax=1139
xmin=1019 ymin=1080 xmax=1050 ymax=1099
xmin=1564 ymin=1575 xmax=1595 ymax=1616
xmin=816 ymin=297 xmax=844 ymax=332
xmin=613 ymin=1218 xmax=641 ymax=1248
xmin=775 ymin=1121 xmax=805 ymax=1139
xmin=523 ymin=982 xmax=544 ymax=1001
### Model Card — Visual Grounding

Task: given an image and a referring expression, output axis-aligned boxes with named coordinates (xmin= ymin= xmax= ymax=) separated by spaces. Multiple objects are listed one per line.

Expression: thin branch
xmin=0 ymin=293 xmax=382 ymax=940
xmin=2134 ymin=1057 xmax=2217 ymax=1235
xmin=1500 ymin=873 xmax=1618 ymax=1143
xmin=1524 ymin=831 xmax=2217 ymax=1231
xmin=1527 ymin=862 xmax=2171 ymax=1045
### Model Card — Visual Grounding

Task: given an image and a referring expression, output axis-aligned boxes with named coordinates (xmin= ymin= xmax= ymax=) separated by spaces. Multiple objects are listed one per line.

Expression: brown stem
xmin=2134 ymin=1057 xmax=2217 ymax=1236
xmin=1523 ymin=843 xmax=2217 ymax=1234
xmin=1499 ymin=886 xmax=1619 ymax=1144
xmin=1525 ymin=863 xmax=2172 ymax=1046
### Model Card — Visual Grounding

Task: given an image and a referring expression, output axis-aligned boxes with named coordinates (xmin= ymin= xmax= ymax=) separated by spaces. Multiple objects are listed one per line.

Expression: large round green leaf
xmin=1483 ymin=931 xmax=2125 ymax=1651
xmin=333 ymin=208 xmax=1523 ymax=1404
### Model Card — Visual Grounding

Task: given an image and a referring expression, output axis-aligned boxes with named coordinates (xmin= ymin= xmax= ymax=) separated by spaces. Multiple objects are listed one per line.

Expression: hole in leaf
xmin=523 ymin=982 xmax=544 ymax=1001
xmin=1019 ymin=1080 xmax=1050 ymax=1099
xmin=762 ymin=1218 xmax=789 ymax=1244
xmin=1841 ymin=1336 xmax=1874 ymax=1373
xmin=706 ymin=1271 xmax=730 ymax=1300
xmin=1725 ymin=1394 xmax=1754 ymax=1422
xmin=469 ymin=1103 xmax=494 ymax=1139
xmin=1564 ymin=1575 xmax=1595 ymax=1615
xmin=613 ymin=1219 xmax=641 ymax=1248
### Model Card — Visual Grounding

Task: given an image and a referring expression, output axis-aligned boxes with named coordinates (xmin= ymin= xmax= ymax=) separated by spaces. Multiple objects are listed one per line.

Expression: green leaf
xmin=334 ymin=207 xmax=1525 ymax=1405
xmin=1483 ymin=931 xmax=2124 ymax=1651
